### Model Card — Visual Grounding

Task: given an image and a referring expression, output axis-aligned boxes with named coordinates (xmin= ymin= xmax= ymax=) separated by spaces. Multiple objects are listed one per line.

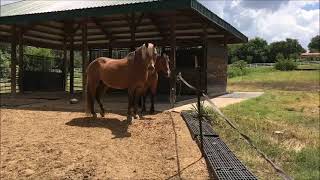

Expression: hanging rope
xmin=176 ymin=72 xmax=293 ymax=180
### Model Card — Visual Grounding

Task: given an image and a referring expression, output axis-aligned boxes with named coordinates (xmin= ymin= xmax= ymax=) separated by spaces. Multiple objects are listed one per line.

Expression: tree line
xmin=228 ymin=35 xmax=319 ymax=64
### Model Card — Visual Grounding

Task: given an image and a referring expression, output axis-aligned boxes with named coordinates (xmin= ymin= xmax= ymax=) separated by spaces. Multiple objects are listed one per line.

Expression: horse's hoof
xmin=127 ymin=116 xmax=133 ymax=124
xmin=149 ymin=109 xmax=155 ymax=114
xmin=92 ymin=113 xmax=97 ymax=118
xmin=134 ymin=114 xmax=140 ymax=119
xmin=100 ymin=112 xmax=105 ymax=117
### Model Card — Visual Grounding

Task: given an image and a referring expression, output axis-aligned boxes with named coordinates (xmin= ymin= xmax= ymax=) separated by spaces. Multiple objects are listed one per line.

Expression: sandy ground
xmin=0 ymin=97 xmax=210 ymax=179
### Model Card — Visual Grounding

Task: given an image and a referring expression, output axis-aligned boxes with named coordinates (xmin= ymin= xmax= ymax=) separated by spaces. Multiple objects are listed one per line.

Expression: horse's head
xmin=140 ymin=43 xmax=157 ymax=71
xmin=156 ymin=53 xmax=171 ymax=78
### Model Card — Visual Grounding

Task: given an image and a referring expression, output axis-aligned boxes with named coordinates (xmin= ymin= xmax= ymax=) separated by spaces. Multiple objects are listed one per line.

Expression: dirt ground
xmin=0 ymin=94 xmax=210 ymax=179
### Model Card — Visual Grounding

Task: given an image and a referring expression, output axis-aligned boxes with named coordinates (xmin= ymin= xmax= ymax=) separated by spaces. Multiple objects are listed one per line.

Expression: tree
xmin=227 ymin=37 xmax=268 ymax=64
xmin=24 ymin=46 xmax=54 ymax=57
xmin=239 ymin=37 xmax=269 ymax=63
xmin=227 ymin=44 xmax=242 ymax=64
xmin=308 ymin=35 xmax=320 ymax=53
xmin=268 ymin=38 xmax=305 ymax=62
xmin=0 ymin=42 xmax=11 ymax=69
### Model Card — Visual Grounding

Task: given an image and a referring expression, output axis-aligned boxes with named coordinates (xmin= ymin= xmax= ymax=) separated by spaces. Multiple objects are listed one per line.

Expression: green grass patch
xmin=297 ymin=64 xmax=320 ymax=70
xmin=209 ymin=69 xmax=320 ymax=179
xmin=228 ymin=67 xmax=319 ymax=91
xmin=206 ymin=91 xmax=319 ymax=179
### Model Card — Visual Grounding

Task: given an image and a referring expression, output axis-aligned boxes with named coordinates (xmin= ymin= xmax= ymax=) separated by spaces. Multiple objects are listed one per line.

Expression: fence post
xmin=197 ymin=66 xmax=204 ymax=150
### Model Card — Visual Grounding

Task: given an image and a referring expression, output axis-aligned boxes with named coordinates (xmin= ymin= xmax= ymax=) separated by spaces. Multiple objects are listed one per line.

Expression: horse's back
xmin=87 ymin=57 xmax=130 ymax=89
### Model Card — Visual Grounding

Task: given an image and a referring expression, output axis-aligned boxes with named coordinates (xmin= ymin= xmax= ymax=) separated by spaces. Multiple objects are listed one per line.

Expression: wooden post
xmin=169 ymin=14 xmax=176 ymax=106
xmin=202 ymin=25 xmax=208 ymax=93
xmin=197 ymin=66 xmax=203 ymax=150
xmin=89 ymin=49 xmax=93 ymax=62
xmin=70 ymin=35 xmax=74 ymax=94
xmin=108 ymin=45 xmax=112 ymax=58
xmin=18 ymin=28 xmax=24 ymax=93
xmin=63 ymin=33 xmax=67 ymax=91
xmin=82 ymin=22 xmax=88 ymax=95
xmin=10 ymin=26 xmax=17 ymax=94
xmin=130 ymin=13 xmax=136 ymax=51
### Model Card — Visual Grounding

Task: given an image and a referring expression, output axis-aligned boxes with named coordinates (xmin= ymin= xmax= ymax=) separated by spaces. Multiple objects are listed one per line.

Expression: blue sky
xmin=1 ymin=0 xmax=319 ymax=49
xmin=199 ymin=0 xmax=319 ymax=49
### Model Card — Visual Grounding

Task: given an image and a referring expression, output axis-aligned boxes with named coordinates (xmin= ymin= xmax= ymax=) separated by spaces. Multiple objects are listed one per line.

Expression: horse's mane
xmin=126 ymin=51 xmax=136 ymax=65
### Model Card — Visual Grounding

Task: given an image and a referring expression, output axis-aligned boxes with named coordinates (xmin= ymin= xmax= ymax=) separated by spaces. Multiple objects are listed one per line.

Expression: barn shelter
xmin=0 ymin=0 xmax=247 ymax=101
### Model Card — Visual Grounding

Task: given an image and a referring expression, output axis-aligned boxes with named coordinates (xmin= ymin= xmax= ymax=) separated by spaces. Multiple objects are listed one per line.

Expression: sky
xmin=1 ymin=0 xmax=319 ymax=49
xmin=199 ymin=0 xmax=319 ymax=49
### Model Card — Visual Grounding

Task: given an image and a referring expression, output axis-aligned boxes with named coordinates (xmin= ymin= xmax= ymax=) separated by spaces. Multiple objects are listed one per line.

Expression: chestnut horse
xmin=86 ymin=43 xmax=157 ymax=122
xmin=140 ymin=53 xmax=170 ymax=114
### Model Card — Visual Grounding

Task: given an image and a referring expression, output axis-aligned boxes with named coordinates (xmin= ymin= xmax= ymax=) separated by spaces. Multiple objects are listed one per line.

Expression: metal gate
xmin=22 ymin=54 xmax=64 ymax=91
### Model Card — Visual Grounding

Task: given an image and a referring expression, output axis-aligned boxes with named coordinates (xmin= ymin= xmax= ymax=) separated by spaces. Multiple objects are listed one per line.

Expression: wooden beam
xmin=82 ymin=22 xmax=88 ymax=93
xmin=10 ymin=26 xmax=17 ymax=94
xmin=136 ymin=13 xmax=145 ymax=27
xmin=92 ymin=18 xmax=113 ymax=42
xmin=129 ymin=13 xmax=136 ymax=51
xmin=24 ymin=32 xmax=64 ymax=42
xmin=148 ymin=13 xmax=168 ymax=42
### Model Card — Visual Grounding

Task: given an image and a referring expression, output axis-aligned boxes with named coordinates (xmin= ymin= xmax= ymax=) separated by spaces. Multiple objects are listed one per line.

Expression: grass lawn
xmin=209 ymin=68 xmax=319 ymax=179
xmin=228 ymin=67 xmax=319 ymax=92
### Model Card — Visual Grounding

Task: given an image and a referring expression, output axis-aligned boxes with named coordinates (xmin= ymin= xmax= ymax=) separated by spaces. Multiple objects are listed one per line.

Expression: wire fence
xmin=176 ymin=70 xmax=293 ymax=180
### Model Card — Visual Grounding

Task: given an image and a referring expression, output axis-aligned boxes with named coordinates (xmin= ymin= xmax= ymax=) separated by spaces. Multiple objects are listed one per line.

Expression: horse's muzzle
xmin=148 ymin=64 xmax=155 ymax=71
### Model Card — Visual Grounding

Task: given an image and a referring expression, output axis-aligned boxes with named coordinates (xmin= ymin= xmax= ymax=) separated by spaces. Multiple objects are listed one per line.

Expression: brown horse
xmin=140 ymin=53 xmax=170 ymax=114
xmin=86 ymin=43 xmax=157 ymax=122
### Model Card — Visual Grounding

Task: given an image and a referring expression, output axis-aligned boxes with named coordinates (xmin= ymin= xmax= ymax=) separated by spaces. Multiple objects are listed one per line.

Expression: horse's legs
xmin=149 ymin=81 xmax=158 ymax=114
xmin=134 ymin=87 xmax=146 ymax=118
xmin=141 ymin=95 xmax=147 ymax=113
xmin=86 ymin=78 xmax=99 ymax=118
xmin=133 ymin=89 xmax=139 ymax=118
xmin=150 ymin=93 xmax=155 ymax=114
xmin=95 ymin=81 xmax=106 ymax=117
xmin=127 ymin=89 xmax=135 ymax=123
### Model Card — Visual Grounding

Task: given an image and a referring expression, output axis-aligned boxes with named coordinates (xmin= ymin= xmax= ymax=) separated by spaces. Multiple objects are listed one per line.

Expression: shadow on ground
xmin=66 ymin=117 xmax=131 ymax=139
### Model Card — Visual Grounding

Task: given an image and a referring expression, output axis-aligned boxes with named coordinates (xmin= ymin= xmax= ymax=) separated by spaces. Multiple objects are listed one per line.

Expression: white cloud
xmin=199 ymin=0 xmax=320 ymax=50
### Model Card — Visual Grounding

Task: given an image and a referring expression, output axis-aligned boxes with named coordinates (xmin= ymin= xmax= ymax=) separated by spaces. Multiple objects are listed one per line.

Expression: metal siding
xmin=0 ymin=0 xmax=158 ymax=17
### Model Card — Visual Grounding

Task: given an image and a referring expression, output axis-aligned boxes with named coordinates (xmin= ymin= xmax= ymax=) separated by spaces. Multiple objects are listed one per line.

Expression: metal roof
xmin=0 ymin=0 xmax=248 ymax=48
xmin=0 ymin=0 xmax=158 ymax=17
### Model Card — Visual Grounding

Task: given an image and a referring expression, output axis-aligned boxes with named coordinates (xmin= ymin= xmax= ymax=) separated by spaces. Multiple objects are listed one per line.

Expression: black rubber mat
xmin=181 ymin=111 xmax=218 ymax=137
xmin=181 ymin=111 xmax=258 ymax=180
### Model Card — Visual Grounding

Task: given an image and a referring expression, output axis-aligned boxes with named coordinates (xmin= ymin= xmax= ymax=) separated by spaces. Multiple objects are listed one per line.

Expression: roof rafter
xmin=147 ymin=13 xmax=168 ymax=42
xmin=92 ymin=18 xmax=113 ymax=43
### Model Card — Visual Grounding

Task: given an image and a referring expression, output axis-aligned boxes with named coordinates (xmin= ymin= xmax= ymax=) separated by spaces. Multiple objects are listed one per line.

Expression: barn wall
xmin=206 ymin=40 xmax=228 ymax=95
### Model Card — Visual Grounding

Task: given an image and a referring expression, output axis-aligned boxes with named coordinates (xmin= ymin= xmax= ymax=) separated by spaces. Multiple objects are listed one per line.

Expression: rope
xmin=176 ymin=72 xmax=293 ymax=180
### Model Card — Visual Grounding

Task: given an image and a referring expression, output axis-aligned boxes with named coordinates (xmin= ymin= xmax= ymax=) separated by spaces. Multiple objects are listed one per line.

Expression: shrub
xmin=276 ymin=53 xmax=285 ymax=61
xmin=274 ymin=59 xmax=297 ymax=71
xmin=232 ymin=60 xmax=248 ymax=70
xmin=228 ymin=60 xmax=249 ymax=78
